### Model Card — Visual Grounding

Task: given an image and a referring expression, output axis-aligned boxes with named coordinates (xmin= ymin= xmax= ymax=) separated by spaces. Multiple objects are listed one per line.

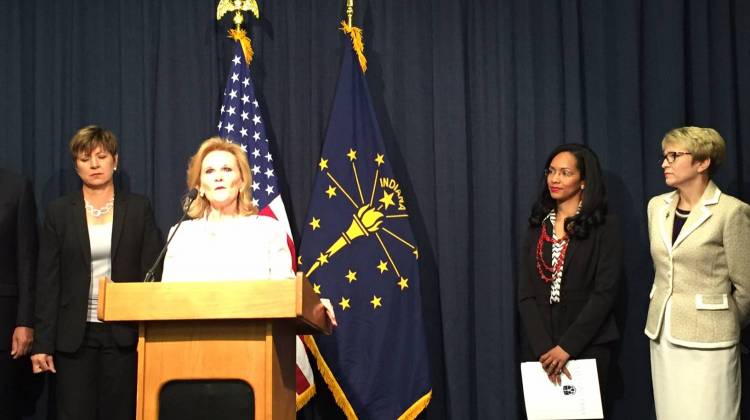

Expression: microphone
xmin=143 ymin=188 xmax=199 ymax=282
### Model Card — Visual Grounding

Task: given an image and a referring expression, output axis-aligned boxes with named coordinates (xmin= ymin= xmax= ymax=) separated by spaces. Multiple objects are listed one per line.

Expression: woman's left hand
xmin=320 ymin=298 xmax=338 ymax=327
xmin=540 ymin=345 xmax=570 ymax=378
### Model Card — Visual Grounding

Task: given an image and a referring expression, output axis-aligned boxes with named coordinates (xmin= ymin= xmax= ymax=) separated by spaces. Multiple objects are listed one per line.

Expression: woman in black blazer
xmin=518 ymin=144 xmax=622 ymax=401
xmin=30 ymin=126 xmax=162 ymax=420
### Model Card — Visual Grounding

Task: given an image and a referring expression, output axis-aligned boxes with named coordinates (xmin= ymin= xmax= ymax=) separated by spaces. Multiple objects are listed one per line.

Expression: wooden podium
xmin=97 ymin=273 xmax=330 ymax=420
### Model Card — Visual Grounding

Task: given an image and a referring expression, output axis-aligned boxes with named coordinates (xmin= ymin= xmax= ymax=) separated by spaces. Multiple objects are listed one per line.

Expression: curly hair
xmin=528 ymin=143 xmax=608 ymax=239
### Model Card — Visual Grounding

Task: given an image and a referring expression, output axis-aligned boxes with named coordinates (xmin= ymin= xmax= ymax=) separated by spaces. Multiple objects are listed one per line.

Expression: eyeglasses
xmin=661 ymin=151 xmax=692 ymax=164
xmin=544 ymin=168 xmax=578 ymax=178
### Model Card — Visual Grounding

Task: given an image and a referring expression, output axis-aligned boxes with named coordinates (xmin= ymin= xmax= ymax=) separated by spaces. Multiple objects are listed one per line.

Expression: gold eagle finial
xmin=216 ymin=0 xmax=259 ymax=30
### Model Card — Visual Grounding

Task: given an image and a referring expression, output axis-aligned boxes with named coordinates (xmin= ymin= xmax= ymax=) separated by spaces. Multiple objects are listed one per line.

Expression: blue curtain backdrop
xmin=2 ymin=0 xmax=750 ymax=419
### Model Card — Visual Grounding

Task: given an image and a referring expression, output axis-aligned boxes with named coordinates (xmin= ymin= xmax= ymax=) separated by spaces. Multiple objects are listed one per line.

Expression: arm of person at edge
xmin=30 ymin=206 xmax=62 ymax=374
xmin=11 ymin=177 xmax=38 ymax=358
xmin=140 ymin=199 xmax=164 ymax=282
xmin=542 ymin=217 xmax=623 ymax=384
xmin=725 ymin=202 xmax=750 ymax=326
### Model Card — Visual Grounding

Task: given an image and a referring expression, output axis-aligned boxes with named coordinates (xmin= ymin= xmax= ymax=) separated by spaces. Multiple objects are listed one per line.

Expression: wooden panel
xmin=99 ymin=279 xmax=298 ymax=321
xmin=138 ymin=320 xmax=296 ymax=420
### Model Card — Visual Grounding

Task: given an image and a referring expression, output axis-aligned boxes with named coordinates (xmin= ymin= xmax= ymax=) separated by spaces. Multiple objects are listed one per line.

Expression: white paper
xmin=521 ymin=359 xmax=603 ymax=420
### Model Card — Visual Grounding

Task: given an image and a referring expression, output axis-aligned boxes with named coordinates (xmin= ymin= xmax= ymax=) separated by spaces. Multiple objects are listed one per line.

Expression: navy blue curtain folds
xmin=2 ymin=1 xmax=750 ymax=418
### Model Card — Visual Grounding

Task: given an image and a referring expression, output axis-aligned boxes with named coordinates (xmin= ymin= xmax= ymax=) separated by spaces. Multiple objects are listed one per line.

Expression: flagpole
xmin=346 ymin=0 xmax=354 ymax=27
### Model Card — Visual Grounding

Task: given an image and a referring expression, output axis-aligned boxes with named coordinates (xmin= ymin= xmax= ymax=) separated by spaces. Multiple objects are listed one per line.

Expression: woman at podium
xmin=517 ymin=144 xmax=622 ymax=405
xmin=161 ymin=137 xmax=294 ymax=282
xmin=30 ymin=125 xmax=162 ymax=420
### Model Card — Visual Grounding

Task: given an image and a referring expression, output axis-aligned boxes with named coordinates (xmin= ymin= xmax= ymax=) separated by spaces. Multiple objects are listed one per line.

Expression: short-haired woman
xmin=31 ymin=125 xmax=162 ymax=420
xmin=646 ymin=127 xmax=750 ymax=419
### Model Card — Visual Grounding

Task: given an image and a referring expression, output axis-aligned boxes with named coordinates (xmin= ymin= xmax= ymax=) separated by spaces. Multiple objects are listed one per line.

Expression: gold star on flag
xmin=309 ymin=217 xmax=321 ymax=230
xmin=379 ymin=191 xmax=395 ymax=210
xmin=318 ymin=158 xmax=329 ymax=171
xmin=317 ymin=252 xmax=329 ymax=265
xmin=374 ymin=153 xmax=385 ymax=166
xmin=370 ymin=295 xmax=382 ymax=309
xmin=339 ymin=297 xmax=351 ymax=310
xmin=325 ymin=185 xmax=337 ymax=198
xmin=313 ymin=283 xmax=321 ymax=294
xmin=347 ymin=148 xmax=357 ymax=161
xmin=398 ymin=277 xmax=409 ymax=290
xmin=297 ymin=255 xmax=303 ymax=266
xmin=377 ymin=260 xmax=388 ymax=273
xmin=345 ymin=270 xmax=357 ymax=283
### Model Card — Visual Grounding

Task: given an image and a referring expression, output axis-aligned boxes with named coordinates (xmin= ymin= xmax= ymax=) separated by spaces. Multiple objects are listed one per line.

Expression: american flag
xmin=217 ymin=43 xmax=316 ymax=409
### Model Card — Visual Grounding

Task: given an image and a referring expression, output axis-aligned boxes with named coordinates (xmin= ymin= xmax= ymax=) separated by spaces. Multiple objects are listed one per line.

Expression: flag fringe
xmin=304 ymin=336 xmax=431 ymax=419
xmin=228 ymin=28 xmax=254 ymax=66
xmin=303 ymin=335 xmax=358 ymax=419
xmin=397 ymin=390 xmax=432 ymax=420
xmin=339 ymin=21 xmax=367 ymax=73
xmin=296 ymin=384 xmax=316 ymax=412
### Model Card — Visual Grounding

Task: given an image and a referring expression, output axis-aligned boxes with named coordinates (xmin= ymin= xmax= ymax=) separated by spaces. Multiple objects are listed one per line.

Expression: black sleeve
xmin=558 ymin=217 xmax=623 ymax=357
xmin=32 ymin=205 xmax=61 ymax=355
xmin=518 ymin=228 xmax=554 ymax=358
xmin=15 ymin=177 xmax=38 ymax=328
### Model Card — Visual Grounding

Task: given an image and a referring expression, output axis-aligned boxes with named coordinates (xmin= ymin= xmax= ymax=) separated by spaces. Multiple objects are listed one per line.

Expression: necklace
xmin=85 ymin=197 xmax=114 ymax=217
xmin=535 ymin=213 xmax=570 ymax=283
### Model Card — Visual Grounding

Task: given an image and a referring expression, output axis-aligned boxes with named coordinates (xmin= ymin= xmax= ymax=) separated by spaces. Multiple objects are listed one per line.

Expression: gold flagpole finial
xmin=217 ymin=0 xmax=259 ymax=66
xmin=346 ymin=0 xmax=354 ymax=28
xmin=217 ymin=0 xmax=260 ymax=31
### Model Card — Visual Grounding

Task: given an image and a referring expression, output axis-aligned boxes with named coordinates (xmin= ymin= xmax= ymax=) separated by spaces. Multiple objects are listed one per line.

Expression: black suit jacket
xmin=518 ymin=215 xmax=622 ymax=359
xmin=0 ymin=170 xmax=38 ymax=351
xmin=33 ymin=190 xmax=162 ymax=354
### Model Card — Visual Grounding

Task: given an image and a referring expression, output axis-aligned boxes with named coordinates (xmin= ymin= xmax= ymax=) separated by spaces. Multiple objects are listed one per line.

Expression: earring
xmin=580 ymin=185 xmax=585 ymax=190
xmin=114 ymin=167 xmax=117 ymax=172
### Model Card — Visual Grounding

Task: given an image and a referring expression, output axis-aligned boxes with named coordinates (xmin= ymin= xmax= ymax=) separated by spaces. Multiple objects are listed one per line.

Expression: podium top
xmin=98 ymin=272 xmax=330 ymax=334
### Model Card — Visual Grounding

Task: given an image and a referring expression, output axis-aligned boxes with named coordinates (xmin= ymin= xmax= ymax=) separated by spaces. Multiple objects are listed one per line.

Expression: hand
xmin=30 ymin=353 xmax=56 ymax=374
xmin=320 ymin=298 xmax=338 ymax=327
xmin=10 ymin=326 xmax=33 ymax=359
xmin=539 ymin=345 xmax=572 ymax=384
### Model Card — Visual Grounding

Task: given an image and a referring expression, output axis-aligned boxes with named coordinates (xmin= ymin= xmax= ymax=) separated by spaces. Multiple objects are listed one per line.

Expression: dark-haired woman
xmin=518 ymin=144 xmax=622 ymax=403
xmin=31 ymin=126 xmax=162 ymax=420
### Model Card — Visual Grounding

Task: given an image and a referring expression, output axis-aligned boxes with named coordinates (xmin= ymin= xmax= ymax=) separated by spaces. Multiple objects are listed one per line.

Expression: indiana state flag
xmin=300 ymin=27 xmax=431 ymax=419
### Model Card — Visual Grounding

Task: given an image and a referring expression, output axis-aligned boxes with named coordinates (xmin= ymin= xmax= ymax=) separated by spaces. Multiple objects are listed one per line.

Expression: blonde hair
xmin=69 ymin=125 xmax=118 ymax=161
xmin=186 ymin=137 xmax=258 ymax=218
xmin=662 ymin=126 xmax=726 ymax=175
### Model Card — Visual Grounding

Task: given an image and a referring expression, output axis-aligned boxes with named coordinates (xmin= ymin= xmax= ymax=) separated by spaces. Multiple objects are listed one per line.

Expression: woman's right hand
xmin=30 ymin=353 xmax=56 ymax=374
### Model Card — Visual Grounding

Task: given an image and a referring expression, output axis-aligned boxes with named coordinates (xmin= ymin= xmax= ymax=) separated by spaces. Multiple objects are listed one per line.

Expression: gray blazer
xmin=644 ymin=181 xmax=750 ymax=348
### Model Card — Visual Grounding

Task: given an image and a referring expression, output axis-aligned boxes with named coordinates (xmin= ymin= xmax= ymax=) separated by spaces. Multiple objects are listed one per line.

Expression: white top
xmin=88 ymin=222 xmax=113 ymax=322
xmin=161 ymin=215 xmax=294 ymax=282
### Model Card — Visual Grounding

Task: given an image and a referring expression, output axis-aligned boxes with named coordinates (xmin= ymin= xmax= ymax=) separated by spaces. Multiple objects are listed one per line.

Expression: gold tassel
xmin=296 ymin=384 xmax=316 ymax=412
xmin=397 ymin=390 xmax=433 ymax=420
xmin=228 ymin=28 xmax=254 ymax=66
xmin=303 ymin=335 xmax=359 ymax=419
xmin=303 ymin=335 xmax=432 ymax=419
xmin=340 ymin=21 xmax=367 ymax=73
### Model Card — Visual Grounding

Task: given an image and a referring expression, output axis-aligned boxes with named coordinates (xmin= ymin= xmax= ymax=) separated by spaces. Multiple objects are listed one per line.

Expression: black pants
xmin=54 ymin=322 xmax=137 ymax=420
xmin=0 ymin=351 xmax=28 ymax=420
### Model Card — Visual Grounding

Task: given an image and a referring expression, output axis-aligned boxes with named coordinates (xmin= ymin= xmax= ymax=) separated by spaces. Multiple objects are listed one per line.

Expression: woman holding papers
xmin=30 ymin=126 xmax=162 ymax=420
xmin=645 ymin=127 xmax=750 ymax=419
xmin=518 ymin=143 xmax=622 ymax=403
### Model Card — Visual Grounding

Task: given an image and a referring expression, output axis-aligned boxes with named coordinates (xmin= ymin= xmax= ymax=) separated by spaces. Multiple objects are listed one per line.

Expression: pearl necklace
xmin=85 ymin=197 xmax=115 ymax=217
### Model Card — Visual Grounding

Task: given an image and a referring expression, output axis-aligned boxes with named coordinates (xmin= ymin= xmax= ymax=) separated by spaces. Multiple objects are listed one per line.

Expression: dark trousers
xmin=0 ymin=351 xmax=26 ymax=420
xmin=54 ymin=322 xmax=137 ymax=420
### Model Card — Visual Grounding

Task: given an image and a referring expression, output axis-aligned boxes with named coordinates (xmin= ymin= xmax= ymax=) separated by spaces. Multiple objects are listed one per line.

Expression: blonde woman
xmin=646 ymin=127 xmax=750 ymax=419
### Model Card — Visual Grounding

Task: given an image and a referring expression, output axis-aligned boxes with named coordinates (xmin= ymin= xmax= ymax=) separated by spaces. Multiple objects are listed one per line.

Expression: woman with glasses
xmin=518 ymin=144 xmax=622 ymax=407
xmin=646 ymin=127 xmax=750 ymax=419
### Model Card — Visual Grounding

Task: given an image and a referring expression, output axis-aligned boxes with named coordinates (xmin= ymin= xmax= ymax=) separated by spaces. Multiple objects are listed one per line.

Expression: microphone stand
xmin=143 ymin=189 xmax=198 ymax=282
